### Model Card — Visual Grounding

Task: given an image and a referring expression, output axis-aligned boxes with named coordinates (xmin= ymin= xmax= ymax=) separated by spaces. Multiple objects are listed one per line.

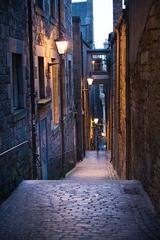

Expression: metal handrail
xmin=0 ymin=140 xmax=30 ymax=157
xmin=0 ymin=140 xmax=41 ymax=167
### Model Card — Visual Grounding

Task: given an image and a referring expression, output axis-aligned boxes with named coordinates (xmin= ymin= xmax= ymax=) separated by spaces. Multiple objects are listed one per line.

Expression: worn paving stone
xmin=0 ymin=151 xmax=160 ymax=240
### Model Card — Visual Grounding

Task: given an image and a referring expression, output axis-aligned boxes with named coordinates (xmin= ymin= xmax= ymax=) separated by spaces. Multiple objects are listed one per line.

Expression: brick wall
xmin=130 ymin=0 xmax=160 ymax=212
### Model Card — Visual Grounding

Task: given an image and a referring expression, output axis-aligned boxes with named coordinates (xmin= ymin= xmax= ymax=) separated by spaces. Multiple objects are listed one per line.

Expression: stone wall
xmin=72 ymin=0 xmax=93 ymax=47
xmin=113 ymin=0 xmax=122 ymax=27
xmin=118 ymin=19 xmax=127 ymax=179
xmin=0 ymin=0 xmax=32 ymax=203
xmin=72 ymin=16 xmax=84 ymax=161
xmin=130 ymin=0 xmax=160 ymax=212
xmin=111 ymin=15 xmax=127 ymax=179
xmin=0 ymin=0 xmax=76 ymax=203
xmin=0 ymin=143 xmax=32 ymax=204
xmin=33 ymin=0 xmax=76 ymax=179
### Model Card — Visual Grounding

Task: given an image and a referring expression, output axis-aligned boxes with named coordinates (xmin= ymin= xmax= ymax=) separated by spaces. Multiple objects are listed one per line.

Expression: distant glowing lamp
xmin=87 ymin=77 xmax=93 ymax=85
xmin=94 ymin=118 xmax=99 ymax=124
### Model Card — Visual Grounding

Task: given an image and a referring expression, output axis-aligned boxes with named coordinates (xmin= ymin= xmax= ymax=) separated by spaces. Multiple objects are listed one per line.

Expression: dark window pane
xmin=12 ymin=53 xmax=23 ymax=109
xmin=38 ymin=57 xmax=45 ymax=99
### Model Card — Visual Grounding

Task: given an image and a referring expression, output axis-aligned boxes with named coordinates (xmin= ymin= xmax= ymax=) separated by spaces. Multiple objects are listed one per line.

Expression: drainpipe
xmin=28 ymin=0 xmax=37 ymax=179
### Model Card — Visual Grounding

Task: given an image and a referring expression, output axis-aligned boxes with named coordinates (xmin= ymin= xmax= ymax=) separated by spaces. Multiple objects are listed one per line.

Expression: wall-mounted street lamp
xmin=55 ymin=34 xmax=68 ymax=178
xmin=83 ymin=76 xmax=94 ymax=91
xmin=94 ymin=118 xmax=99 ymax=124
xmin=101 ymin=132 xmax=106 ymax=137
xmin=55 ymin=35 xmax=68 ymax=55
xmin=93 ymin=118 xmax=99 ymax=154
xmin=87 ymin=76 xmax=94 ymax=86
xmin=87 ymin=72 xmax=94 ymax=86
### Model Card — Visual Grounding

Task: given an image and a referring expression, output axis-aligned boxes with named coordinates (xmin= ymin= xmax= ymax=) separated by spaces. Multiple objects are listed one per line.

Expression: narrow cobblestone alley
xmin=0 ymin=151 xmax=160 ymax=240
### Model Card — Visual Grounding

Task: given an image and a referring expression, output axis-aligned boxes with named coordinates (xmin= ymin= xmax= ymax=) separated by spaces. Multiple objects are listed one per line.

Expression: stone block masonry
xmin=113 ymin=0 xmax=122 ymax=27
xmin=0 ymin=1 xmax=32 ymax=203
xmin=130 ymin=0 xmax=160 ymax=213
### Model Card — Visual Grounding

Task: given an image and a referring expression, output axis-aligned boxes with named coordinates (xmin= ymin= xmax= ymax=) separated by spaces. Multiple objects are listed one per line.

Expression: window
xmin=38 ymin=57 xmax=45 ymax=99
xmin=92 ymin=54 xmax=107 ymax=72
xmin=36 ymin=0 xmax=43 ymax=10
xmin=52 ymin=64 xmax=59 ymax=125
xmin=12 ymin=53 xmax=24 ymax=110
xmin=94 ymin=59 xmax=101 ymax=72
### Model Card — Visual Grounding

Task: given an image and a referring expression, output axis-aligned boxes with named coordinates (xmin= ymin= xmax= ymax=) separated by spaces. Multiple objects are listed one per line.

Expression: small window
xmin=12 ymin=53 xmax=24 ymax=110
xmin=94 ymin=59 xmax=102 ymax=72
xmin=38 ymin=56 xmax=45 ymax=99
xmin=36 ymin=0 xmax=43 ymax=10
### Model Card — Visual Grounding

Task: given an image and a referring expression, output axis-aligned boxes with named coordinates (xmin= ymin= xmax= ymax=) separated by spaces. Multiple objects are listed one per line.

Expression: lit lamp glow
xmin=87 ymin=77 xmax=93 ymax=85
xmin=55 ymin=36 xmax=68 ymax=55
xmin=94 ymin=118 xmax=99 ymax=124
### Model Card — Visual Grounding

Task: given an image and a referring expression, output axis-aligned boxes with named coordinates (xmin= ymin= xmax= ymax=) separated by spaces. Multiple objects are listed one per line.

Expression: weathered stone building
xmin=111 ymin=0 xmax=160 ymax=212
xmin=0 ymin=0 xmax=76 ymax=203
xmin=0 ymin=0 xmax=32 ymax=203
xmin=33 ymin=0 xmax=76 ymax=179
xmin=72 ymin=16 xmax=84 ymax=161
xmin=128 ymin=0 xmax=160 ymax=213
xmin=112 ymin=12 xmax=127 ymax=179
xmin=72 ymin=1 xmax=93 ymax=153
xmin=72 ymin=0 xmax=93 ymax=48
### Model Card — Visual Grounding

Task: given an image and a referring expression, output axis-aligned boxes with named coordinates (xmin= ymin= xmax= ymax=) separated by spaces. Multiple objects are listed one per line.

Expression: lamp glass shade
xmin=94 ymin=118 xmax=99 ymax=124
xmin=55 ymin=40 xmax=68 ymax=54
xmin=87 ymin=77 xmax=93 ymax=85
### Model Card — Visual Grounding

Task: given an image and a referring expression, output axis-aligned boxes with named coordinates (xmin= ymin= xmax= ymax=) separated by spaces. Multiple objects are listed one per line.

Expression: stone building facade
xmin=112 ymin=13 xmax=127 ymax=179
xmin=72 ymin=1 xmax=93 ymax=153
xmin=0 ymin=0 xmax=76 ymax=203
xmin=33 ymin=0 xmax=76 ymax=179
xmin=72 ymin=16 xmax=83 ymax=161
xmin=111 ymin=0 xmax=160 ymax=212
xmin=128 ymin=0 xmax=160 ymax=213
xmin=72 ymin=0 xmax=93 ymax=48
xmin=0 ymin=0 xmax=32 ymax=203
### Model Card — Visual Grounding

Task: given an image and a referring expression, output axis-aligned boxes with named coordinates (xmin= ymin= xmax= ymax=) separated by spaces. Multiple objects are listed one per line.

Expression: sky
xmin=72 ymin=0 xmax=113 ymax=48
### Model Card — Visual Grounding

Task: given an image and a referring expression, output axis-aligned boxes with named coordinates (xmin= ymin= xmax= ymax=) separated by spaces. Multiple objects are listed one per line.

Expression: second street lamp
xmin=55 ymin=35 xmax=68 ymax=177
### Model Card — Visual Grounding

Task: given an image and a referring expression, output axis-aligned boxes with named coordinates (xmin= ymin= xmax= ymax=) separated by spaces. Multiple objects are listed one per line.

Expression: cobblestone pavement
xmin=0 ymin=151 xmax=160 ymax=240
xmin=66 ymin=151 xmax=118 ymax=181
